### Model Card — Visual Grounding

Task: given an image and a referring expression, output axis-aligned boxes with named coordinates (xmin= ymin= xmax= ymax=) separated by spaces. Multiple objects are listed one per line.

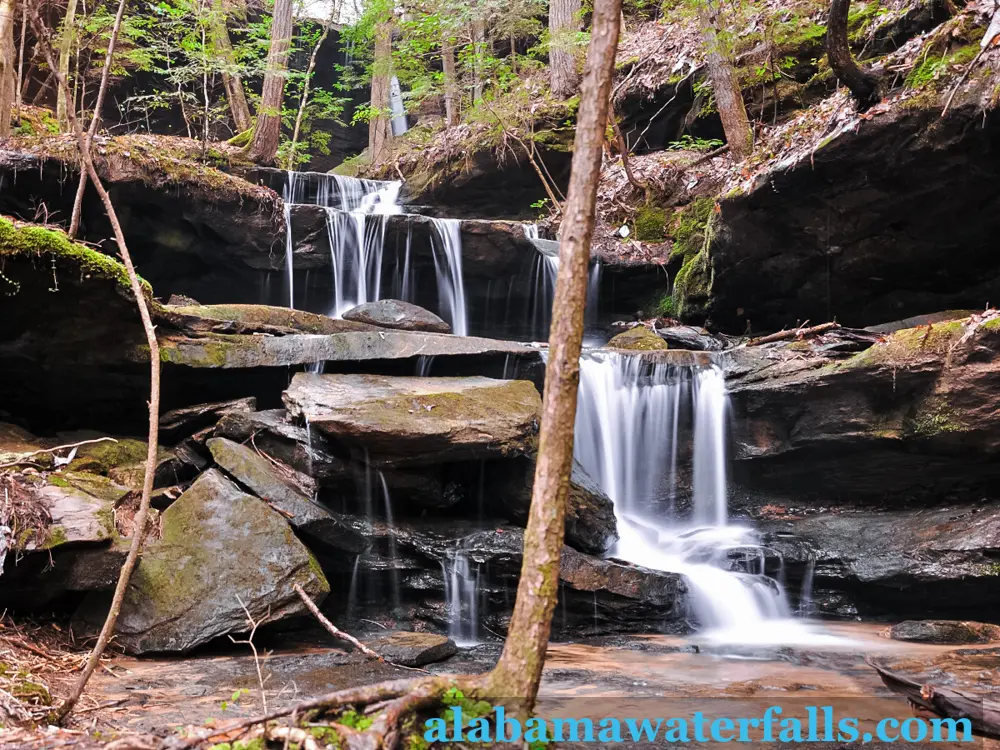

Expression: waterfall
xmin=574 ymin=351 xmax=831 ymax=644
xmin=429 ymin=218 xmax=468 ymax=336
xmin=283 ymin=171 xmax=475 ymax=331
xmin=442 ymin=551 xmax=480 ymax=646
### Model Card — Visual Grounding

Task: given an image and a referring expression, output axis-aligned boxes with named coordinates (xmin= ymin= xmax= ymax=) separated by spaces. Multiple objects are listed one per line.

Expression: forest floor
xmin=2 ymin=621 xmax=998 ymax=748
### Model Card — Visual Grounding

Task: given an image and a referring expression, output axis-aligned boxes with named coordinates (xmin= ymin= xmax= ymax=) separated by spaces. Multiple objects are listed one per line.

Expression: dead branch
xmin=941 ymin=44 xmax=990 ymax=118
xmin=747 ymin=322 xmax=840 ymax=346
xmin=291 ymin=583 xmax=384 ymax=662
xmin=228 ymin=597 xmax=271 ymax=713
xmin=25 ymin=0 xmax=163 ymax=725
xmin=4 ymin=436 xmax=118 ymax=463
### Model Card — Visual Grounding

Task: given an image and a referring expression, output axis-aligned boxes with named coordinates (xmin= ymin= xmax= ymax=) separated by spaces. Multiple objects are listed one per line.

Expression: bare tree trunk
xmin=25 ymin=0 xmax=161 ymax=725
xmin=368 ymin=17 xmax=392 ymax=166
xmin=698 ymin=0 xmax=752 ymax=161
xmin=471 ymin=16 xmax=485 ymax=103
xmin=484 ymin=0 xmax=623 ymax=710
xmin=441 ymin=31 xmax=459 ymax=126
xmin=212 ymin=0 xmax=251 ymax=132
xmin=246 ymin=0 xmax=292 ymax=163
xmin=287 ymin=0 xmax=339 ymax=169
xmin=68 ymin=0 xmax=126 ymax=238
xmin=549 ymin=0 xmax=581 ymax=99
xmin=0 ymin=0 xmax=15 ymax=136
xmin=827 ymin=0 xmax=879 ymax=108
xmin=56 ymin=0 xmax=79 ymax=129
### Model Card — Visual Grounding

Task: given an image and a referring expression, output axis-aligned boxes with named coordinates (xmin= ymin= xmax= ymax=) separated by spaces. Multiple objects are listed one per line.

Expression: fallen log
xmin=868 ymin=658 xmax=1000 ymax=739
xmin=747 ymin=322 xmax=840 ymax=346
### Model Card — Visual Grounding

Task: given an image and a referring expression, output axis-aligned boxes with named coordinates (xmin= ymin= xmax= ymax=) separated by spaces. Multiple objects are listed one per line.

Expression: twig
xmin=5 ymin=437 xmax=118 ymax=462
xmin=292 ymin=584 xmax=383 ymax=661
xmin=228 ymin=597 xmax=270 ymax=714
xmin=941 ymin=44 xmax=988 ymax=119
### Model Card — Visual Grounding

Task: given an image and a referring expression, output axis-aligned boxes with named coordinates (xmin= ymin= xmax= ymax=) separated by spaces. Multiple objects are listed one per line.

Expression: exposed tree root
xmin=168 ymin=675 xmax=489 ymax=750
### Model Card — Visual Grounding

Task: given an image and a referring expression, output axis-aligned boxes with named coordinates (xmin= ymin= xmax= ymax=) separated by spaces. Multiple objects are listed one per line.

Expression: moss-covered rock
xmin=67 ymin=438 xmax=185 ymax=493
xmin=283 ymin=373 xmax=542 ymax=467
xmin=607 ymin=326 xmax=669 ymax=351
xmin=206 ymin=437 xmax=366 ymax=553
xmin=75 ymin=469 xmax=329 ymax=654
xmin=634 ymin=205 xmax=669 ymax=242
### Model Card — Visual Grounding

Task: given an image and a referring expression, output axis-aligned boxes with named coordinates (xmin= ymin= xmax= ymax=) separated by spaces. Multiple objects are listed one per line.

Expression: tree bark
xmin=368 ymin=17 xmax=392 ymax=166
xmin=212 ymin=0 xmax=252 ymax=133
xmin=826 ymin=0 xmax=879 ymax=109
xmin=246 ymin=0 xmax=292 ymax=163
xmin=69 ymin=0 xmax=127 ymax=238
xmin=698 ymin=0 xmax=753 ymax=161
xmin=441 ymin=30 xmax=458 ymax=125
xmin=287 ymin=1 xmax=339 ymax=169
xmin=549 ymin=0 xmax=581 ymax=99
xmin=14 ymin=2 xmax=24 ymax=115
xmin=24 ymin=0 xmax=161 ymax=725
xmin=0 ymin=0 xmax=15 ymax=137
xmin=484 ymin=0 xmax=622 ymax=710
xmin=56 ymin=0 xmax=78 ymax=129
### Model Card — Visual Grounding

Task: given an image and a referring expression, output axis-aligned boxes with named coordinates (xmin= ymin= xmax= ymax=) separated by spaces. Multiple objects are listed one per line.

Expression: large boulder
xmin=76 ymin=469 xmax=329 ymax=653
xmin=282 ymin=374 xmax=541 ymax=467
xmin=343 ymin=300 xmax=451 ymax=334
xmin=206 ymin=437 xmax=366 ymax=553
xmin=608 ymin=326 xmax=669 ymax=351
xmin=363 ymin=631 xmax=457 ymax=666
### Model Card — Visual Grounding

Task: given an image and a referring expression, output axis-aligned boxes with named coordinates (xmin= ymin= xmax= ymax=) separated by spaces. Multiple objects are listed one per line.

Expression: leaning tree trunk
xmin=441 ymin=31 xmax=459 ymax=126
xmin=0 ymin=0 xmax=15 ymax=136
xmin=549 ymin=0 xmax=581 ymax=99
xmin=56 ymin=0 xmax=78 ymax=129
xmin=827 ymin=0 xmax=879 ymax=108
xmin=484 ymin=0 xmax=623 ymax=710
xmin=698 ymin=0 xmax=752 ymax=161
xmin=212 ymin=0 xmax=252 ymax=133
xmin=246 ymin=0 xmax=292 ymax=163
xmin=368 ymin=17 xmax=392 ymax=166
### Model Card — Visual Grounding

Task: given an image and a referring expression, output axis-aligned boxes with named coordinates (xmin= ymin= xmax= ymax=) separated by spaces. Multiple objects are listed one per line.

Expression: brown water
xmin=83 ymin=622 xmax=998 ymax=745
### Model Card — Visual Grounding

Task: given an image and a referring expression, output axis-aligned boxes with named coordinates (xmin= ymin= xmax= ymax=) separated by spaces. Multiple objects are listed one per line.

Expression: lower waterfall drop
xmin=574 ymin=351 xmax=831 ymax=644
xmin=428 ymin=218 xmax=468 ymax=336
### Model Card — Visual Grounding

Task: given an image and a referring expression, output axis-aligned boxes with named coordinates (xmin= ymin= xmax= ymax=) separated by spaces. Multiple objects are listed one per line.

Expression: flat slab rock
xmin=888 ymin=620 xmax=1000 ymax=644
xmin=159 ymin=330 xmax=540 ymax=369
xmin=364 ymin=631 xmax=457 ymax=666
xmin=75 ymin=469 xmax=329 ymax=654
xmin=343 ymin=299 xmax=451 ymax=334
xmin=283 ymin=373 xmax=541 ymax=466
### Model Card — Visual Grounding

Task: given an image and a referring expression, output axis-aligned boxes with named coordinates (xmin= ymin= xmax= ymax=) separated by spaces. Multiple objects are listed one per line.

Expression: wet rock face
xmin=75 ymin=470 xmax=329 ymax=654
xmin=333 ymin=524 xmax=686 ymax=637
xmin=698 ymin=108 xmax=1000 ymax=330
xmin=761 ymin=505 xmax=1000 ymax=619
xmin=283 ymin=373 xmax=542 ymax=467
xmin=343 ymin=299 xmax=451 ymax=333
xmin=608 ymin=326 xmax=669 ymax=351
xmin=888 ymin=620 xmax=1000 ymax=644
xmin=727 ymin=319 xmax=1000 ymax=506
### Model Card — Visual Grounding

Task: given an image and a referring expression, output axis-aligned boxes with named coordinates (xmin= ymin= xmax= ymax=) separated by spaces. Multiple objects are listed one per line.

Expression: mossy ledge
xmin=0 ymin=215 xmax=155 ymax=303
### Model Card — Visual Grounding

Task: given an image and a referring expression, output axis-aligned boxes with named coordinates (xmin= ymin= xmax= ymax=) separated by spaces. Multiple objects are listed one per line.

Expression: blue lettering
xmin=423 ymin=718 xmax=448 ymax=743
xmin=625 ymin=718 xmax=663 ymax=741
xmin=711 ymin=717 xmax=735 ymax=742
xmin=598 ymin=717 xmax=622 ymax=742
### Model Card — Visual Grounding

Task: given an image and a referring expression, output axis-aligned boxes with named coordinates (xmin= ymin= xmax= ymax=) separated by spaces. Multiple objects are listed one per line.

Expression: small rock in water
xmin=343 ymin=299 xmax=451 ymax=334
xmin=166 ymin=293 xmax=201 ymax=307
xmin=607 ymin=326 xmax=669 ymax=351
xmin=364 ymin=631 xmax=457 ymax=666
xmin=888 ymin=620 xmax=1000 ymax=644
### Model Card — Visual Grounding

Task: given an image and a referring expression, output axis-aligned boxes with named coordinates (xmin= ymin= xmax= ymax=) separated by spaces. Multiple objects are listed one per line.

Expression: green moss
xmin=669 ymin=198 xmax=715 ymax=262
xmin=634 ymin=204 xmax=668 ymax=241
xmin=905 ymin=43 xmax=980 ymax=90
xmin=844 ymin=319 xmax=968 ymax=369
xmin=607 ymin=326 xmax=669 ymax=351
xmin=0 ymin=217 xmax=151 ymax=299
xmin=774 ymin=18 xmax=827 ymax=52
xmin=652 ymin=292 xmax=676 ymax=318
xmin=40 ymin=525 xmax=68 ymax=549
xmin=48 ymin=475 xmax=70 ymax=488
xmin=69 ymin=439 xmax=150 ymax=475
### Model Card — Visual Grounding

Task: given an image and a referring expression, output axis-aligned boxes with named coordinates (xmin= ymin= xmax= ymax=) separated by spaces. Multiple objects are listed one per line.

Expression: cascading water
xmin=442 ymin=551 xmax=480 ymax=646
xmin=428 ymin=218 xmax=468 ymax=336
xmin=574 ymin=351 xmax=833 ymax=644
